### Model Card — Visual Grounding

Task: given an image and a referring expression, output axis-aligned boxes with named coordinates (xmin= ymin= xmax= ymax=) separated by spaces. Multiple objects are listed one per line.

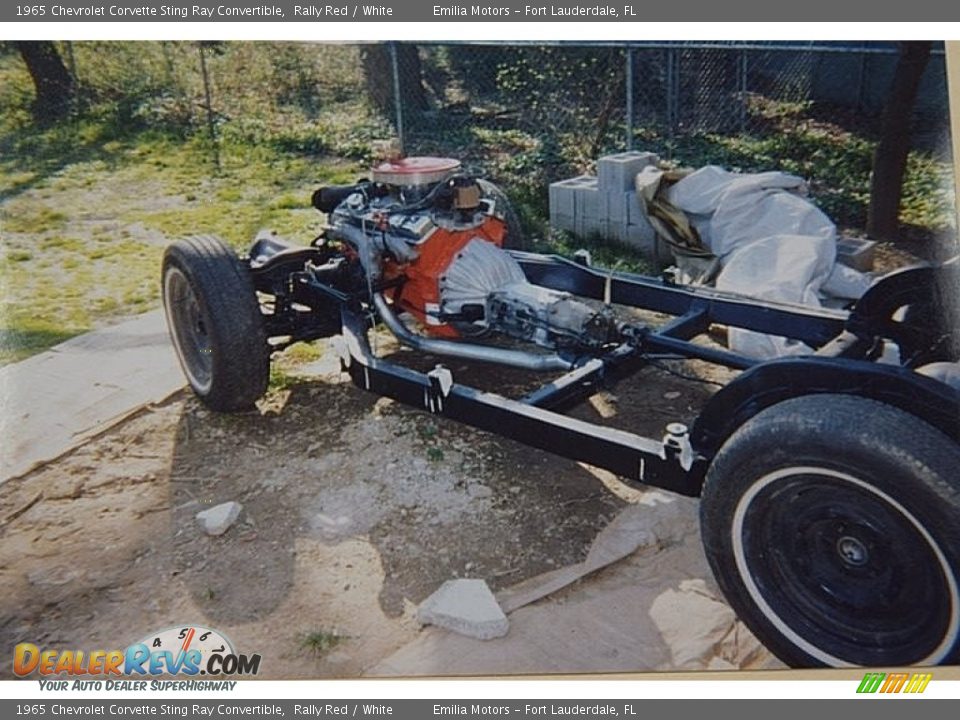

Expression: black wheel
xmin=700 ymin=394 xmax=960 ymax=667
xmin=478 ymin=179 xmax=527 ymax=250
xmin=162 ymin=235 xmax=269 ymax=412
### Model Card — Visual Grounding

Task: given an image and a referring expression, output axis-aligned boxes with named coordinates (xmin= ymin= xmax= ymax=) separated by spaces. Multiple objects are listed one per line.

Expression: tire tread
xmin=162 ymin=235 xmax=269 ymax=412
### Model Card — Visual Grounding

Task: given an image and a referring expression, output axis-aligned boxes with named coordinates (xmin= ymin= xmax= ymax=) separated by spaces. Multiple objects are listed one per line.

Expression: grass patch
xmin=0 ymin=322 xmax=83 ymax=364
xmin=0 ymin=234 xmax=163 ymax=364
xmin=268 ymin=365 xmax=297 ymax=391
xmin=538 ymin=230 xmax=656 ymax=275
xmin=417 ymin=421 xmax=439 ymax=442
xmin=40 ymin=235 xmax=87 ymax=252
xmin=266 ymin=342 xmax=325 ymax=387
xmin=416 ymin=420 xmax=446 ymax=462
xmin=1 ymin=204 xmax=68 ymax=233
xmin=300 ymin=629 xmax=346 ymax=657
xmin=282 ymin=342 xmax=323 ymax=363
xmin=0 ymin=120 xmax=363 ymax=364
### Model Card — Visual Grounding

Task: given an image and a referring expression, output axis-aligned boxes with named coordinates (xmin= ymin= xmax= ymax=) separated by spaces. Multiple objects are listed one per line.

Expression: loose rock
xmin=195 ymin=501 xmax=242 ymax=536
xmin=418 ymin=579 xmax=509 ymax=640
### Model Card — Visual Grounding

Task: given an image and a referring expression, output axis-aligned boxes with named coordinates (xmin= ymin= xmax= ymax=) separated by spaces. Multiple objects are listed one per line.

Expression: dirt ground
xmin=0 ymin=334 xmax=740 ymax=679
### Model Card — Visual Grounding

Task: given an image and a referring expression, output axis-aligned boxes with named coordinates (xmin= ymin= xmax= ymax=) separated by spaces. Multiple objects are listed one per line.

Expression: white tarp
xmin=660 ymin=166 xmax=872 ymax=359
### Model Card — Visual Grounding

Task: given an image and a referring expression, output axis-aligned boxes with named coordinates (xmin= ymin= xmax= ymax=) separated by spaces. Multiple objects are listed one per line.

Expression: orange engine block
xmin=383 ymin=216 xmax=507 ymax=338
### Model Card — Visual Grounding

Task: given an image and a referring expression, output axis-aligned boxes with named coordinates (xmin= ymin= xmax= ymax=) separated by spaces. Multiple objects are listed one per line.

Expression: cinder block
xmin=607 ymin=218 xmax=658 ymax=257
xmin=598 ymin=151 xmax=660 ymax=193
xmin=549 ymin=175 xmax=596 ymax=225
xmin=606 ymin=192 xmax=627 ymax=223
xmin=605 ymin=190 xmax=645 ymax=224
xmin=550 ymin=211 xmax=576 ymax=234
xmin=554 ymin=175 xmax=597 ymax=190
xmin=837 ymin=236 xmax=877 ymax=272
xmin=621 ymin=223 xmax=656 ymax=256
xmin=627 ymin=193 xmax=651 ymax=226
xmin=608 ymin=219 xmax=630 ymax=244
xmin=573 ymin=183 xmax=600 ymax=220
xmin=597 ymin=191 xmax=611 ymax=221
xmin=577 ymin=216 xmax=609 ymax=240
xmin=548 ymin=179 xmax=577 ymax=219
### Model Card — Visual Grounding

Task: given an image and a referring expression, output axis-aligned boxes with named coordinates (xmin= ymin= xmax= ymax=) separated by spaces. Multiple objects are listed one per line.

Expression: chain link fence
xmin=387 ymin=41 xmax=951 ymax=155
xmin=50 ymin=39 xmax=952 ymax=160
xmin=380 ymin=41 xmax=953 ymax=233
xmin=43 ymin=40 xmax=954 ymax=235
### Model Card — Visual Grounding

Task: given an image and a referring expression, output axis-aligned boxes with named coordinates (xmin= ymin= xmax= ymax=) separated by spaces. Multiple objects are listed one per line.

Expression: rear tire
xmin=700 ymin=394 xmax=960 ymax=667
xmin=162 ymin=235 xmax=269 ymax=412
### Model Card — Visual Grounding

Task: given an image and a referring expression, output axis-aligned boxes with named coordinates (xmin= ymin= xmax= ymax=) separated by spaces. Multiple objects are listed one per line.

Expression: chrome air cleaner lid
xmin=371 ymin=156 xmax=462 ymax=187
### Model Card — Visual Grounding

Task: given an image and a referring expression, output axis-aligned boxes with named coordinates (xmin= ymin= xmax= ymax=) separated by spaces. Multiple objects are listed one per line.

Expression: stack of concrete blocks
xmin=549 ymin=151 xmax=662 ymax=261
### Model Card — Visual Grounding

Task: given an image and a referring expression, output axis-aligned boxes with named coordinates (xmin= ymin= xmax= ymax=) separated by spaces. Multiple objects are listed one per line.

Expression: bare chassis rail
xmin=319 ymin=252 xmax=959 ymax=498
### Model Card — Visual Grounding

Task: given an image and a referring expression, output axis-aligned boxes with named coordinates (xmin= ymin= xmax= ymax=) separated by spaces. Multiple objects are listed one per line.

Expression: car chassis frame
xmin=276 ymin=247 xmax=960 ymax=499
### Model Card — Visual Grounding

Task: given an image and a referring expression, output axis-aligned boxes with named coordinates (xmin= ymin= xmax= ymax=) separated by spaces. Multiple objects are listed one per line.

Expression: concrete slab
xmin=418 ymin=579 xmax=509 ymax=640
xmin=0 ymin=309 xmax=185 ymax=483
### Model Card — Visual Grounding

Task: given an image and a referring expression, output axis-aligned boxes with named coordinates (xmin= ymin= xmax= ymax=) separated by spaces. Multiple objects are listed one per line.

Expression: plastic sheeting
xmin=662 ymin=166 xmax=872 ymax=359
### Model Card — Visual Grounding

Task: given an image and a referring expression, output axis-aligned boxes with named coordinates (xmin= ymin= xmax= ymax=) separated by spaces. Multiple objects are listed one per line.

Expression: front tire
xmin=162 ymin=235 xmax=269 ymax=412
xmin=700 ymin=394 xmax=960 ymax=667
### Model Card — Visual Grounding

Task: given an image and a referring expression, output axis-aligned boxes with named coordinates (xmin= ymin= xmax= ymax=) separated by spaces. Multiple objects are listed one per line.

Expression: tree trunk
xmin=15 ymin=41 xmax=75 ymax=123
xmin=360 ymin=43 xmax=428 ymax=118
xmin=867 ymin=41 xmax=932 ymax=241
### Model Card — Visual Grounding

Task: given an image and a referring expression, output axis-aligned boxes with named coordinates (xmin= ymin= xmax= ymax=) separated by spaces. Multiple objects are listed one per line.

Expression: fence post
xmin=664 ymin=48 xmax=672 ymax=150
xmin=739 ymin=50 xmax=748 ymax=134
xmin=198 ymin=43 xmax=220 ymax=173
xmin=665 ymin=47 xmax=678 ymax=159
xmin=389 ymin=41 xmax=405 ymax=155
xmin=625 ymin=47 xmax=634 ymax=150
xmin=856 ymin=42 xmax=868 ymax=111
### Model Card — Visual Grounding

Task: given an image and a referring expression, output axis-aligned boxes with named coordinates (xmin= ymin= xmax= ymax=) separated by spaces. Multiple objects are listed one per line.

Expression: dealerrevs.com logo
xmin=14 ymin=626 xmax=261 ymax=681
